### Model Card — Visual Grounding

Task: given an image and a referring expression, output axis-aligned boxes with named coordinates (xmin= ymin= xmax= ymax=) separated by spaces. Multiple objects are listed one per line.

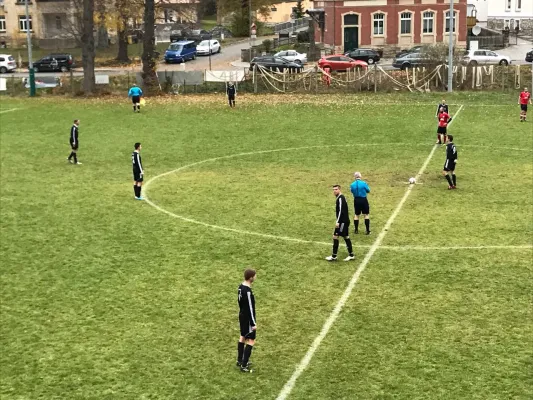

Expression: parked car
xmin=525 ymin=48 xmax=532 ymax=62
xmin=395 ymin=45 xmax=428 ymax=58
xmin=317 ymin=55 xmax=368 ymax=72
xmin=392 ymin=52 xmax=431 ymax=70
xmin=273 ymin=50 xmax=307 ymax=64
xmin=0 ymin=54 xmax=16 ymax=73
xmin=344 ymin=48 xmax=381 ymax=64
xmin=196 ymin=40 xmax=221 ymax=55
xmin=164 ymin=40 xmax=197 ymax=63
xmin=249 ymin=56 xmax=303 ymax=72
xmin=33 ymin=54 xmax=74 ymax=72
xmin=463 ymin=49 xmax=511 ymax=65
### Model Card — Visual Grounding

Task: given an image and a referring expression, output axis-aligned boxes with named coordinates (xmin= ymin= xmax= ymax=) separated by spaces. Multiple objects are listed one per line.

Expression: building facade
xmin=314 ymin=0 xmax=467 ymax=54
xmin=262 ymin=0 xmax=313 ymax=24
xmin=485 ymin=0 xmax=533 ymax=31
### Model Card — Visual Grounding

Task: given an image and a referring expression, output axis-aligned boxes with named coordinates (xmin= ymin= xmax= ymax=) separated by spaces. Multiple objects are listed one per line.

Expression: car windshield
xmin=199 ymin=40 xmax=209 ymax=46
xmin=169 ymin=44 xmax=183 ymax=51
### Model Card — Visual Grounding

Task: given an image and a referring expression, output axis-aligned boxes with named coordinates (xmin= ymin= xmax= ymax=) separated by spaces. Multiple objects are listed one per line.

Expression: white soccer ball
xmin=409 ymin=177 xmax=416 ymax=184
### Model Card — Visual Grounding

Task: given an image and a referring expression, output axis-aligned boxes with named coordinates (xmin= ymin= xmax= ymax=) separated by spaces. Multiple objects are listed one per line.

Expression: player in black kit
xmin=132 ymin=142 xmax=144 ymax=200
xmin=326 ymin=185 xmax=355 ymax=262
xmin=442 ymin=135 xmax=458 ymax=190
xmin=237 ymin=268 xmax=257 ymax=373
xmin=226 ymin=82 xmax=236 ymax=108
xmin=67 ymin=119 xmax=81 ymax=165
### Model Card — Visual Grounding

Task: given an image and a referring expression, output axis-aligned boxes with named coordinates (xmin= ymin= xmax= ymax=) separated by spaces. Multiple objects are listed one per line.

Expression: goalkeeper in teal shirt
xmin=128 ymin=84 xmax=143 ymax=113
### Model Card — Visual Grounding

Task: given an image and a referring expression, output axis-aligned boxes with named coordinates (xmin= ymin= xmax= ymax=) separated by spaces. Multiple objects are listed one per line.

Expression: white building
xmin=469 ymin=0 xmax=533 ymax=31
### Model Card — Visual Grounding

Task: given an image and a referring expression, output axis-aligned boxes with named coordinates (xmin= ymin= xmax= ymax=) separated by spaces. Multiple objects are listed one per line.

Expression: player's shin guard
xmin=452 ymin=174 xmax=456 ymax=186
xmin=237 ymin=342 xmax=245 ymax=363
xmin=364 ymin=219 xmax=370 ymax=233
xmin=242 ymin=344 xmax=253 ymax=366
xmin=442 ymin=134 xmax=447 ymax=143
xmin=445 ymin=174 xmax=453 ymax=186
xmin=344 ymin=238 xmax=354 ymax=256
xmin=354 ymin=220 xmax=359 ymax=233
xmin=332 ymin=239 xmax=339 ymax=257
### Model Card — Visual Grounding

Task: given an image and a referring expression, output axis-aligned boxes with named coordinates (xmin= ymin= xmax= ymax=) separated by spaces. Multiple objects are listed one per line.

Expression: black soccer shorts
xmin=334 ymin=221 xmax=350 ymax=237
xmin=132 ymin=95 xmax=140 ymax=104
xmin=521 ymin=104 xmax=528 ymax=112
xmin=133 ymin=171 xmax=144 ymax=182
xmin=70 ymin=141 xmax=78 ymax=151
xmin=239 ymin=314 xmax=256 ymax=340
xmin=228 ymin=94 xmax=235 ymax=101
xmin=443 ymin=159 xmax=455 ymax=172
xmin=437 ymin=126 xmax=447 ymax=134
xmin=354 ymin=197 xmax=370 ymax=216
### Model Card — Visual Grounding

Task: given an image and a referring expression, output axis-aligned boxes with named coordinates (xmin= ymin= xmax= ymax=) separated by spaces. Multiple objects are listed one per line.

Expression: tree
xmin=217 ymin=0 xmax=274 ymax=33
xmin=81 ymin=0 xmax=96 ymax=94
xmin=114 ymin=0 xmax=143 ymax=63
xmin=294 ymin=0 xmax=304 ymax=19
xmin=142 ymin=0 xmax=158 ymax=91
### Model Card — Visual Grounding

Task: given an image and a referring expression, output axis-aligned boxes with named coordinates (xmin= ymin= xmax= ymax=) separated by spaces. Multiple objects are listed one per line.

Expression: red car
xmin=317 ymin=55 xmax=368 ymax=71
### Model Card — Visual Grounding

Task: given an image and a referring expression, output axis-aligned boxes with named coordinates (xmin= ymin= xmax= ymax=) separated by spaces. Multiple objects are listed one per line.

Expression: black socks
xmin=73 ymin=153 xmax=77 ymax=163
xmin=445 ymin=175 xmax=453 ymax=186
xmin=354 ymin=220 xmax=359 ymax=232
xmin=242 ymin=344 xmax=253 ymax=366
xmin=237 ymin=342 xmax=245 ymax=363
xmin=452 ymin=174 xmax=456 ymax=186
xmin=134 ymin=186 xmax=142 ymax=198
xmin=364 ymin=219 xmax=370 ymax=233
xmin=345 ymin=238 xmax=353 ymax=256
xmin=332 ymin=238 xmax=339 ymax=257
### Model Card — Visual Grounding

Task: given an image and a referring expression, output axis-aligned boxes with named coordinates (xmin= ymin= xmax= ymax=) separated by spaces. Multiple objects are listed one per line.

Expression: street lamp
xmin=24 ymin=0 xmax=35 ymax=96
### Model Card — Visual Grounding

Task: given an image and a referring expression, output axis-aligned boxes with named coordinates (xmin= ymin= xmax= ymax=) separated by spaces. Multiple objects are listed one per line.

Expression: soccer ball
xmin=409 ymin=177 xmax=416 ymax=184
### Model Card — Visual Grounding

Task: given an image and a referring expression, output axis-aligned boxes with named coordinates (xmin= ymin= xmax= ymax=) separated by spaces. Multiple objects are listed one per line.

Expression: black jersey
xmin=335 ymin=194 xmax=350 ymax=224
xmin=227 ymin=84 xmax=236 ymax=97
xmin=132 ymin=151 xmax=143 ymax=173
xmin=238 ymin=284 xmax=256 ymax=327
xmin=436 ymin=103 xmax=449 ymax=116
xmin=446 ymin=142 xmax=457 ymax=161
xmin=70 ymin=124 xmax=79 ymax=145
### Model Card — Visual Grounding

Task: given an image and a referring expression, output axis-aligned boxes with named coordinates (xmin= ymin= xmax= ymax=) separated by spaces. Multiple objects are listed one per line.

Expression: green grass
xmin=0 ymin=92 xmax=532 ymax=400
xmin=201 ymin=15 xmax=218 ymax=31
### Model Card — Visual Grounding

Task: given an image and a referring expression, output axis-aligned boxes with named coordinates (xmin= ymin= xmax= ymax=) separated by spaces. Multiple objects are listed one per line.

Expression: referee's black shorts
xmin=133 ymin=170 xmax=144 ymax=182
xmin=70 ymin=141 xmax=78 ymax=151
xmin=437 ymin=126 xmax=447 ymax=134
xmin=132 ymin=95 xmax=140 ymax=104
xmin=354 ymin=197 xmax=370 ymax=215
xmin=239 ymin=314 xmax=256 ymax=339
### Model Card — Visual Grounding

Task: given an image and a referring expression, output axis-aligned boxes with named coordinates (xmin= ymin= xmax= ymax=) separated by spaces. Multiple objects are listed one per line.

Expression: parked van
xmin=164 ymin=41 xmax=197 ymax=63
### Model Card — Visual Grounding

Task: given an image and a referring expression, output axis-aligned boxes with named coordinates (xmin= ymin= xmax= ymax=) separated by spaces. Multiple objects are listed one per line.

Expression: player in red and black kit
xmin=518 ymin=87 xmax=532 ymax=122
xmin=436 ymin=107 xmax=452 ymax=145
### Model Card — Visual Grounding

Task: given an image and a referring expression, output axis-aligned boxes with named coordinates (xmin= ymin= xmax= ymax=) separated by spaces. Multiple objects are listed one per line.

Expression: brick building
xmin=313 ymin=0 xmax=467 ymax=54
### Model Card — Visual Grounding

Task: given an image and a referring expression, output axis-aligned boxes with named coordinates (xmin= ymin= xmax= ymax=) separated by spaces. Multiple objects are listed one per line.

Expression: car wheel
xmin=367 ymin=58 xmax=374 ymax=65
xmin=60 ymin=66 xmax=68 ymax=72
xmin=469 ymin=60 xmax=478 ymax=66
xmin=217 ymin=47 xmax=221 ymax=53
xmin=294 ymin=59 xmax=302 ymax=65
xmin=192 ymin=53 xmax=196 ymax=60
xmin=0 ymin=67 xmax=7 ymax=74
xmin=401 ymin=62 xmax=411 ymax=70
xmin=499 ymin=59 xmax=508 ymax=66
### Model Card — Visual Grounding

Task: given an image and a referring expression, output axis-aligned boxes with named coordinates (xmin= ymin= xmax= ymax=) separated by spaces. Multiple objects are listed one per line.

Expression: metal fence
xmin=273 ymin=18 xmax=310 ymax=34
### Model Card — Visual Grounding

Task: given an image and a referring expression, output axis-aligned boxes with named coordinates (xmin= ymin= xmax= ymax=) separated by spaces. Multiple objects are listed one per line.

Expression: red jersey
xmin=438 ymin=112 xmax=451 ymax=128
xmin=519 ymin=91 xmax=531 ymax=105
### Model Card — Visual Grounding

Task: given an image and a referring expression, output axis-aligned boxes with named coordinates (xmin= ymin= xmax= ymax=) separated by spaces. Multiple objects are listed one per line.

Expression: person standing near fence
xmin=518 ymin=87 xmax=531 ymax=122
xmin=226 ymin=82 xmax=236 ymax=108
xmin=128 ymin=84 xmax=143 ymax=113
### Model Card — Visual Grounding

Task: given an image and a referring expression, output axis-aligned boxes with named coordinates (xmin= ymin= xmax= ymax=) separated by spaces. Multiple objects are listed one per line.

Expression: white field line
xmin=380 ymin=244 xmax=532 ymax=251
xmin=0 ymin=108 xmax=21 ymax=114
xmin=275 ymin=104 xmax=465 ymax=400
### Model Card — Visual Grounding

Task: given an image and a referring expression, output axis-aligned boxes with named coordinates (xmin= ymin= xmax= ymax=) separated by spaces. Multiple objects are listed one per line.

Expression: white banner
xmin=95 ymin=75 xmax=110 ymax=85
xmin=204 ymin=70 xmax=246 ymax=83
xmin=0 ymin=78 xmax=6 ymax=91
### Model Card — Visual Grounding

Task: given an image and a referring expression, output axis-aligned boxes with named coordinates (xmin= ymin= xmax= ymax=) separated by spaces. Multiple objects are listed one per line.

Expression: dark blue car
xmin=164 ymin=40 xmax=197 ymax=64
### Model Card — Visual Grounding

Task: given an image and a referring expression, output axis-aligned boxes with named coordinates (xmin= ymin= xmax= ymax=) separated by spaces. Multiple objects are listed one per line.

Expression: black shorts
xmin=132 ymin=95 xmax=140 ymax=104
xmin=239 ymin=314 xmax=256 ymax=339
xmin=70 ymin=142 xmax=78 ymax=150
xmin=228 ymin=95 xmax=235 ymax=101
xmin=354 ymin=197 xmax=370 ymax=215
xmin=133 ymin=171 xmax=144 ymax=182
xmin=334 ymin=221 xmax=350 ymax=237
xmin=443 ymin=159 xmax=455 ymax=172
xmin=437 ymin=126 xmax=447 ymax=134
xmin=521 ymin=104 xmax=528 ymax=112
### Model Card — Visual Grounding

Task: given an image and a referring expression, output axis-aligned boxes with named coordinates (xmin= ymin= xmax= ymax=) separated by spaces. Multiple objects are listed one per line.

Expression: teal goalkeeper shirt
xmin=350 ymin=179 xmax=370 ymax=198
xmin=128 ymin=87 xmax=143 ymax=97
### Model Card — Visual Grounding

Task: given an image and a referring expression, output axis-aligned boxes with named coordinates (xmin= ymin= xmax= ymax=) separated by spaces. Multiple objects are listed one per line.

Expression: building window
xmin=445 ymin=11 xmax=456 ymax=33
xmin=506 ymin=0 xmax=511 ymax=11
xmin=400 ymin=12 xmax=412 ymax=34
xmin=373 ymin=13 xmax=384 ymax=35
xmin=55 ymin=15 xmax=62 ymax=30
xmin=422 ymin=11 xmax=434 ymax=34
xmin=0 ymin=15 xmax=6 ymax=33
xmin=19 ymin=15 xmax=32 ymax=32
xmin=270 ymin=7 xmax=277 ymax=12
xmin=516 ymin=0 xmax=521 ymax=11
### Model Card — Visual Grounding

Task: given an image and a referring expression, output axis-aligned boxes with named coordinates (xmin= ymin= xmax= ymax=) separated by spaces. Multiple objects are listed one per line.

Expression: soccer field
xmin=1 ymin=93 xmax=532 ymax=400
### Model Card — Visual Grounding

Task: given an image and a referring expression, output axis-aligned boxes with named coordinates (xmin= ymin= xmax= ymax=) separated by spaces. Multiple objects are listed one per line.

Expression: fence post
xmin=374 ymin=63 xmax=377 ymax=93
xmin=253 ymin=65 xmax=258 ymax=94
xmin=70 ymin=69 xmax=74 ymax=95
xmin=502 ymin=67 xmax=505 ymax=91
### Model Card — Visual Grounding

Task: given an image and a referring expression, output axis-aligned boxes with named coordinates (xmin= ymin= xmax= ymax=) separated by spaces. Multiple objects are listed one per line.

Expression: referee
xmin=435 ymin=98 xmax=449 ymax=117
xmin=237 ymin=268 xmax=257 ymax=373
xmin=67 ymin=119 xmax=81 ymax=165
xmin=128 ymin=84 xmax=143 ymax=113
xmin=132 ymin=142 xmax=144 ymax=200
xmin=350 ymin=172 xmax=370 ymax=234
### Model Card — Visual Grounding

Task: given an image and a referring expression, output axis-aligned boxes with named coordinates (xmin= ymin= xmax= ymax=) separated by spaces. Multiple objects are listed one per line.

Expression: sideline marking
xmin=380 ymin=244 xmax=532 ymax=251
xmin=144 ymin=139 xmax=531 ymax=248
xmin=0 ymin=108 xmax=21 ymax=114
xmin=275 ymin=104 xmax=464 ymax=400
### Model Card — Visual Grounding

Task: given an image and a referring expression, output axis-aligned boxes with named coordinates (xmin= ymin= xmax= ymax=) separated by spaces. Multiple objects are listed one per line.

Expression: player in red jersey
xmin=518 ymin=87 xmax=532 ymax=122
xmin=436 ymin=107 xmax=452 ymax=144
